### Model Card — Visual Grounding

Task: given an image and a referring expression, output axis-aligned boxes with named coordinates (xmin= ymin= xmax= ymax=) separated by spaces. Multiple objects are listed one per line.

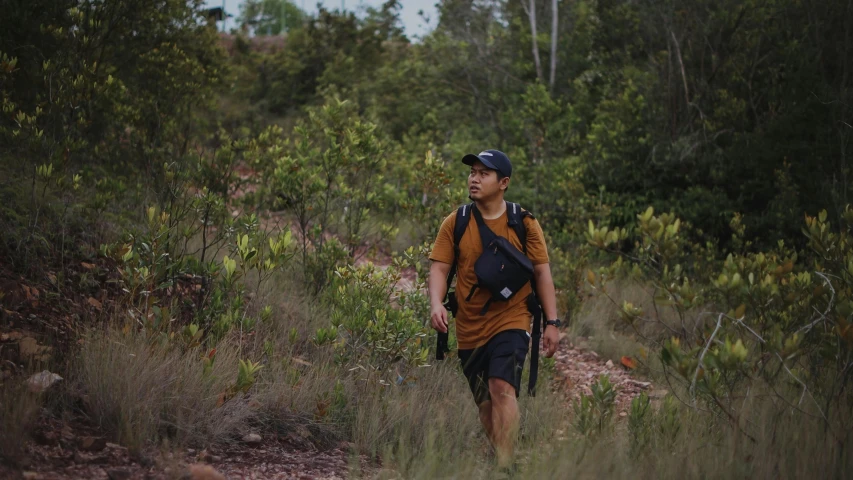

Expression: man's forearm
xmin=534 ymin=265 xmax=559 ymax=321
xmin=428 ymin=263 xmax=449 ymax=308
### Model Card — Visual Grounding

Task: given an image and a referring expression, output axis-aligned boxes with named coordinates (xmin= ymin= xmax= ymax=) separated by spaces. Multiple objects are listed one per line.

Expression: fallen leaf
xmin=19 ymin=337 xmax=52 ymax=363
xmin=87 ymin=297 xmax=103 ymax=310
xmin=3 ymin=331 xmax=23 ymax=341
xmin=621 ymin=356 xmax=637 ymax=369
xmin=81 ymin=262 xmax=96 ymax=270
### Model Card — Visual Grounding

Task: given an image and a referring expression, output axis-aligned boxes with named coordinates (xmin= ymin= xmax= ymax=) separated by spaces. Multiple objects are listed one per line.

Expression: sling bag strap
xmin=465 ymin=205 xmax=500 ymax=315
xmin=436 ymin=204 xmax=472 ymax=360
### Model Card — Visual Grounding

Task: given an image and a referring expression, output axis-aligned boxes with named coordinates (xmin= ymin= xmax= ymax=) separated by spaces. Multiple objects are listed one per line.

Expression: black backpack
xmin=436 ymin=201 xmax=544 ymax=396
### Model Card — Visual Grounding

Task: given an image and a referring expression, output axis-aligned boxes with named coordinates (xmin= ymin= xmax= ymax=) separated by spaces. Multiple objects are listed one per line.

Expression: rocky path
xmin=552 ymin=338 xmax=653 ymax=412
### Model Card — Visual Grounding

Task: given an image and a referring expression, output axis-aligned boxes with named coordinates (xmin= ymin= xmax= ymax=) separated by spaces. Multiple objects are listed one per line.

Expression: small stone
xmin=619 ymin=411 xmax=628 ymax=417
xmin=188 ymin=463 xmax=227 ymax=480
xmin=27 ymin=370 xmax=62 ymax=393
xmin=605 ymin=359 xmax=614 ymax=368
xmin=79 ymin=436 xmax=107 ymax=452
xmin=107 ymin=468 xmax=132 ymax=480
xmin=242 ymin=433 xmax=262 ymax=445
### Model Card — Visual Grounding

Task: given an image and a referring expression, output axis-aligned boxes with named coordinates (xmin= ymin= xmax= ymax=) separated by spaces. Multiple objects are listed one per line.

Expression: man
xmin=428 ymin=149 xmax=561 ymax=468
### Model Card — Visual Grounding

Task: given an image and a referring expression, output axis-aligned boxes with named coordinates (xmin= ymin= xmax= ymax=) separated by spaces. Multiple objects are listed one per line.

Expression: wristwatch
xmin=545 ymin=319 xmax=562 ymax=328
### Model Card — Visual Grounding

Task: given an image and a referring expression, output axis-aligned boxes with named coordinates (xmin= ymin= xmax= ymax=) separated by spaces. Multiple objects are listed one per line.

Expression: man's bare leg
xmin=478 ymin=400 xmax=495 ymax=447
xmin=488 ymin=377 xmax=520 ymax=468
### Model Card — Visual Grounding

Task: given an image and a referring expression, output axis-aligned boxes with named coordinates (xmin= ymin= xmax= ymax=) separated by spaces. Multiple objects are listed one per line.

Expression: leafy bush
xmin=587 ymin=206 xmax=853 ymax=437
xmin=325 ymin=253 xmax=430 ymax=375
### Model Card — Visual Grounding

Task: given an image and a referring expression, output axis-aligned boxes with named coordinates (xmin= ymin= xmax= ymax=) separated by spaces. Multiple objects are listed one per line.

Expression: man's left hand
xmin=542 ymin=325 xmax=560 ymax=358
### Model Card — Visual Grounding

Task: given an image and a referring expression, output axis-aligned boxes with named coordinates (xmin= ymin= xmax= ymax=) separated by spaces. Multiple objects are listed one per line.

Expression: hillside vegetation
xmin=1 ymin=0 xmax=851 ymax=477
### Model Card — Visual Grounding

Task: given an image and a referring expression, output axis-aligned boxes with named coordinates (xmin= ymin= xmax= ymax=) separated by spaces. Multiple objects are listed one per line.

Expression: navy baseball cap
xmin=462 ymin=149 xmax=512 ymax=177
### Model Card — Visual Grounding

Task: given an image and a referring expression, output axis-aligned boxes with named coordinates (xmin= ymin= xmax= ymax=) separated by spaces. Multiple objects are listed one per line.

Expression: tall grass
xmin=74 ymin=328 xmax=256 ymax=452
xmin=9 ymin=272 xmax=849 ymax=478
xmin=0 ymin=382 xmax=42 ymax=465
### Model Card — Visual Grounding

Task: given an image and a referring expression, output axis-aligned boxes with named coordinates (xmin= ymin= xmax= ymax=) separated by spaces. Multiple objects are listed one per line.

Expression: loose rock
xmin=78 ymin=436 xmax=107 ymax=452
xmin=27 ymin=370 xmax=62 ymax=393
xmin=242 ymin=433 xmax=262 ymax=445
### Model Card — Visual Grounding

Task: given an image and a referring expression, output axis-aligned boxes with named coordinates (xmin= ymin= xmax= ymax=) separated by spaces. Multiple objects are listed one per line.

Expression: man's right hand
xmin=430 ymin=304 xmax=449 ymax=333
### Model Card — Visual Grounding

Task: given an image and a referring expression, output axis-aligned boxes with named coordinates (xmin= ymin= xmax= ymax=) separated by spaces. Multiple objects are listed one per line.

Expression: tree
xmin=238 ymin=0 xmax=306 ymax=35
xmin=522 ymin=0 xmax=544 ymax=82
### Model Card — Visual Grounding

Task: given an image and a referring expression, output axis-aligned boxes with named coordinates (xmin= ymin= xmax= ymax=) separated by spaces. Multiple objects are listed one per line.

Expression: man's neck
xmin=474 ymin=196 xmax=506 ymax=220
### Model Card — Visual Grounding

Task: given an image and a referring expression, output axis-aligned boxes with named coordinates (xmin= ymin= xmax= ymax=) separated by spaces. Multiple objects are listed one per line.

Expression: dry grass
xmin=365 ymin=383 xmax=851 ymax=480
xmin=571 ymin=279 xmax=707 ymax=369
xmin=74 ymin=328 xmax=256 ymax=453
xmin=0 ymin=381 xmax=42 ymax=465
xmin=5 ymin=272 xmax=848 ymax=478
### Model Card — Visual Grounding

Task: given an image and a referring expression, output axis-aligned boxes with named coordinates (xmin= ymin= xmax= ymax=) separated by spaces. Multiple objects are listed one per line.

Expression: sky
xmin=204 ymin=0 xmax=439 ymax=39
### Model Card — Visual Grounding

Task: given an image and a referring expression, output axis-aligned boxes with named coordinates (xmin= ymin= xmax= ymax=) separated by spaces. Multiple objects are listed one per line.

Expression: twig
xmin=690 ymin=313 xmax=723 ymax=407
xmin=729 ymin=313 xmax=829 ymax=422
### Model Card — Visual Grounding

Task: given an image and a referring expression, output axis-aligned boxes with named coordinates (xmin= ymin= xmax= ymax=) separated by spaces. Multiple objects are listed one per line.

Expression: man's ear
xmin=500 ymin=177 xmax=510 ymax=191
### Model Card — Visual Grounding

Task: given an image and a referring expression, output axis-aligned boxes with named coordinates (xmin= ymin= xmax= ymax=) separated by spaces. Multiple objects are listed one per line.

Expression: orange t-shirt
xmin=429 ymin=206 xmax=550 ymax=349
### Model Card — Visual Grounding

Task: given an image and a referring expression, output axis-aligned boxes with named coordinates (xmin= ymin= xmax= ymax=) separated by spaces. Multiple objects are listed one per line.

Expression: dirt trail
xmin=552 ymin=338 xmax=654 ymax=413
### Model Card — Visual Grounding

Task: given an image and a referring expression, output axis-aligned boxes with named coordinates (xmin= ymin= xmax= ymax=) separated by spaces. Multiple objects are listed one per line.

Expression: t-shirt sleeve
xmin=524 ymin=216 xmax=550 ymax=265
xmin=429 ymin=213 xmax=456 ymax=264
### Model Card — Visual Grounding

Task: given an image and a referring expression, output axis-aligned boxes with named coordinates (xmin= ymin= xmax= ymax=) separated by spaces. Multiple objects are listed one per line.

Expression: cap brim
xmin=462 ymin=153 xmax=498 ymax=171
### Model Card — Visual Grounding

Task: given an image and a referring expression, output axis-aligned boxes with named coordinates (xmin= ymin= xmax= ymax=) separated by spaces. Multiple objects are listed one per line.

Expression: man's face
xmin=468 ymin=160 xmax=508 ymax=201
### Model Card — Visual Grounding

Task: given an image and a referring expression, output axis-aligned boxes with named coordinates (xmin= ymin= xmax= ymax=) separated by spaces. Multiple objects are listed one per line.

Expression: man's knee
xmin=488 ymin=377 xmax=516 ymax=401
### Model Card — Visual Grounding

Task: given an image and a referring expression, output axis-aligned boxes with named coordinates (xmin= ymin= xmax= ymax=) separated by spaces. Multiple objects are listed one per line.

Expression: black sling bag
xmin=436 ymin=202 xmax=545 ymax=396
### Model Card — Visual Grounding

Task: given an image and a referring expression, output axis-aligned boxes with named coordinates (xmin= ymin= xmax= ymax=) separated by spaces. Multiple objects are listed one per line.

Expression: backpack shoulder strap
xmin=506 ymin=202 xmax=544 ymax=397
xmin=444 ymin=203 xmax=474 ymax=291
xmin=453 ymin=203 xmax=473 ymax=248
xmin=506 ymin=201 xmax=534 ymax=255
xmin=437 ymin=203 xmax=473 ymax=361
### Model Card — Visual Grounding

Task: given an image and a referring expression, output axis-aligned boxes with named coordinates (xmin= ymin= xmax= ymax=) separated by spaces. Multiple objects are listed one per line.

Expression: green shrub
xmin=587 ymin=206 xmax=853 ymax=437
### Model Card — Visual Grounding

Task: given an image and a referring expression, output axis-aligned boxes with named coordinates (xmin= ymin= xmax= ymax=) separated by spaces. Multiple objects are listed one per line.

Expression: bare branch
xmin=523 ymin=0 xmax=543 ymax=81
xmin=670 ymin=30 xmax=690 ymax=107
xmin=549 ymin=0 xmax=558 ymax=90
xmin=690 ymin=313 xmax=723 ymax=407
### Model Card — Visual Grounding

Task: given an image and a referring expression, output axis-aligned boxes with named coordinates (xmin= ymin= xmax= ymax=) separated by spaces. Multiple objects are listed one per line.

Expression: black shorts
xmin=458 ymin=329 xmax=530 ymax=405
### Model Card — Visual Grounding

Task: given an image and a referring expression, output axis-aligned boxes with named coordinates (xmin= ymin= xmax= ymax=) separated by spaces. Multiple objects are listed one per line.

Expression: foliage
xmin=0 ymin=0 xmax=224 ymax=272
xmin=237 ymin=0 xmax=306 ymax=35
xmin=2 ymin=0 xmax=853 ymax=474
xmin=587 ymin=206 xmax=853 ymax=437
xmin=572 ymin=374 xmax=617 ymax=436
xmin=249 ymin=97 xmax=397 ymax=292
xmin=325 ymin=245 xmax=432 ymax=378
